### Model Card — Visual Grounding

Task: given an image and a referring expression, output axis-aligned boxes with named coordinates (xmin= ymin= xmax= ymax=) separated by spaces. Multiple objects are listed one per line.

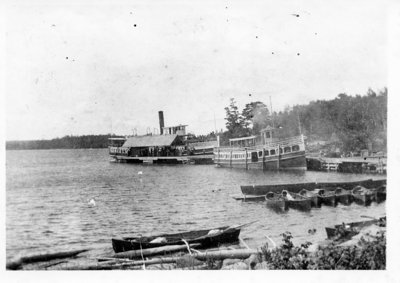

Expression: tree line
xmin=6 ymin=134 xmax=123 ymax=150
xmin=7 ymin=87 xmax=387 ymax=153
xmin=221 ymin=87 xmax=387 ymax=153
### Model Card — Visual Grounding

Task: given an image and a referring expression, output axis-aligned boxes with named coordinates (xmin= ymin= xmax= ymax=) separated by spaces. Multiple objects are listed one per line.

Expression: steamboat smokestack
xmin=158 ymin=111 xmax=164 ymax=135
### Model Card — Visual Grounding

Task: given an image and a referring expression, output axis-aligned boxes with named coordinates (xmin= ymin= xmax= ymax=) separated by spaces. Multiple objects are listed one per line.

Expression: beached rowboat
xmin=325 ymin=217 xmax=386 ymax=240
xmin=112 ymin=225 xmax=241 ymax=253
xmin=376 ymin=185 xmax=386 ymax=203
xmin=265 ymin=192 xmax=288 ymax=211
xmin=282 ymin=190 xmax=312 ymax=211
xmin=334 ymin=187 xmax=352 ymax=205
xmin=312 ymin=188 xmax=336 ymax=206
xmin=298 ymin=189 xmax=320 ymax=207
xmin=352 ymin=186 xmax=376 ymax=206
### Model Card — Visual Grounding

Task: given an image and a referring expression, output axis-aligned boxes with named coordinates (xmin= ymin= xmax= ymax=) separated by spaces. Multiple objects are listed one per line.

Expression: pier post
xmin=245 ymin=148 xmax=248 ymax=170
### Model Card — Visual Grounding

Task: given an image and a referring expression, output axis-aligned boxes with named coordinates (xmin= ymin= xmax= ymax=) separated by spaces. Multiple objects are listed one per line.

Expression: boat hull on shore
xmin=325 ymin=217 xmax=386 ymax=240
xmin=112 ymin=226 xmax=241 ymax=253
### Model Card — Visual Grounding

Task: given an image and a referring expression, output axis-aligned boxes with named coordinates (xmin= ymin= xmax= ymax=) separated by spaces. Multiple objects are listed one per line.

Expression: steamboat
xmin=213 ymin=126 xmax=306 ymax=170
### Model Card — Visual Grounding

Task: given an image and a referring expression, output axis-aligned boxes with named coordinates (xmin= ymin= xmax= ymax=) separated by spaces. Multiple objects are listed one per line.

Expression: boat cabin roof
xmin=123 ymin=134 xmax=181 ymax=148
xmin=229 ymin=136 xmax=257 ymax=142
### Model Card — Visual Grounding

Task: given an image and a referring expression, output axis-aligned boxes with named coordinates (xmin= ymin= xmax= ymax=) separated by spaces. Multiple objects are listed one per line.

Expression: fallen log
xmin=113 ymin=243 xmax=201 ymax=259
xmin=75 ymin=248 xmax=259 ymax=270
xmin=193 ymin=249 xmax=257 ymax=260
xmin=6 ymin=249 xmax=89 ymax=270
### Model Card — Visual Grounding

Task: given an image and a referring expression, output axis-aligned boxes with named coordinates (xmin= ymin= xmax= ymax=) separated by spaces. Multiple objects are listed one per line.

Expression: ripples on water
xmin=6 ymin=149 xmax=385 ymax=261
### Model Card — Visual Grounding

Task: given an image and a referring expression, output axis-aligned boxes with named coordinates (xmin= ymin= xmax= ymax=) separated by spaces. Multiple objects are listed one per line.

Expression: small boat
xmin=376 ymin=185 xmax=386 ymax=203
xmin=282 ymin=190 xmax=312 ymax=211
xmin=265 ymin=191 xmax=288 ymax=211
xmin=312 ymin=188 xmax=336 ymax=206
xmin=334 ymin=187 xmax=352 ymax=205
xmin=325 ymin=217 xmax=386 ymax=240
xmin=352 ymin=186 xmax=376 ymax=206
xmin=232 ymin=195 xmax=266 ymax=202
xmin=112 ymin=225 xmax=241 ymax=253
xmin=298 ymin=189 xmax=320 ymax=207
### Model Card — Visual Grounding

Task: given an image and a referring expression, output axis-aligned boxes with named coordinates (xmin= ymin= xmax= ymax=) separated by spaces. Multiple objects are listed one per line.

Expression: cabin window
xmin=284 ymin=146 xmax=291 ymax=153
xmin=270 ymin=149 xmax=275 ymax=155
xmin=292 ymin=145 xmax=300 ymax=151
xmin=258 ymin=151 xmax=262 ymax=157
xmin=265 ymin=150 xmax=269 ymax=156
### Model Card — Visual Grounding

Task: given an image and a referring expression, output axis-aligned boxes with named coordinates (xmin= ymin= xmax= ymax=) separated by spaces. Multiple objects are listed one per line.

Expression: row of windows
xmin=217 ymin=145 xmax=301 ymax=159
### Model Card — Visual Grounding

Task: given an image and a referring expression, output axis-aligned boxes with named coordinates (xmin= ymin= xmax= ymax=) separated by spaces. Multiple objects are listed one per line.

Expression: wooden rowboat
xmin=312 ymin=188 xmax=336 ymax=206
xmin=325 ymin=217 xmax=386 ymax=240
xmin=352 ymin=186 xmax=376 ymax=206
xmin=282 ymin=190 xmax=312 ymax=211
xmin=334 ymin=187 xmax=352 ymax=205
xmin=265 ymin=192 xmax=288 ymax=212
xmin=298 ymin=189 xmax=320 ymax=207
xmin=112 ymin=225 xmax=241 ymax=253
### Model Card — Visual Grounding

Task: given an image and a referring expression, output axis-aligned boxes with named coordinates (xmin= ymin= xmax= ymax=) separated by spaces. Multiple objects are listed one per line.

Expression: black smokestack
xmin=158 ymin=111 xmax=164 ymax=135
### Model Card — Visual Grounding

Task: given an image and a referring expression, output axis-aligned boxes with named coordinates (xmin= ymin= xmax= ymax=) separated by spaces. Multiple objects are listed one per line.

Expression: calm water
xmin=6 ymin=149 xmax=385 ymax=262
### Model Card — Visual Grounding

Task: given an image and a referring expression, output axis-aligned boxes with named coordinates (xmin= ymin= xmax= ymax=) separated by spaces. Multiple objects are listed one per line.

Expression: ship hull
xmin=215 ymin=151 xmax=306 ymax=170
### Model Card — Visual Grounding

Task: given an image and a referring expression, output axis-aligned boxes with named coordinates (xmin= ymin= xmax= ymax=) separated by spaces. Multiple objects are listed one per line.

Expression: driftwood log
xmin=113 ymin=243 xmax=201 ymax=259
xmin=6 ymin=249 xmax=89 ymax=270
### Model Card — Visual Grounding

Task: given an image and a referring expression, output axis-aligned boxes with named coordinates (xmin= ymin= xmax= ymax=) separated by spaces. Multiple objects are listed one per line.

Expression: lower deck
xmin=110 ymin=154 xmax=214 ymax=164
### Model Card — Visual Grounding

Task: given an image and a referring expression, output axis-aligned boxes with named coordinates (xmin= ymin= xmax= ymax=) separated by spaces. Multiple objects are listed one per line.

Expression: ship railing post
xmin=245 ymin=148 xmax=248 ymax=170
xmin=277 ymin=146 xmax=280 ymax=170
xmin=230 ymin=150 xmax=233 ymax=168
xmin=262 ymin=148 xmax=266 ymax=171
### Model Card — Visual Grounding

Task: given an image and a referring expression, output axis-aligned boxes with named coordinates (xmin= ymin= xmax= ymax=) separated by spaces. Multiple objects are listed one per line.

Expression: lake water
xmin=6 ymin=148 xmax=385 ymax=263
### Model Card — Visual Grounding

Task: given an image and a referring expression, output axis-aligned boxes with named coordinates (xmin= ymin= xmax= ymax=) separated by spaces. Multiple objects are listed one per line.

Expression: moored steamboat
xmin=213 ymin=126 xmax=306 ymax=170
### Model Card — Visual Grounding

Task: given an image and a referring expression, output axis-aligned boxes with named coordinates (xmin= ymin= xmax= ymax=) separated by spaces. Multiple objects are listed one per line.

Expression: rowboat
xmin=265 ymin=191 xmax=288 ymax=212
xmin=334 ymin=187 xmax=352 ymax=205
xmin=112 ymin=225 xmax=241 ymax=253
xmin=298 ymin=189 xmax=320 ymax=207
xmin=325 ymin=217 xmax=386 ymax=240
xmin=376 ymin=185 xmax=386 ymax=203
xmin=282 ymin=190 xmax=312 ymax=211
xmin=312 ymin=188 xmax=336 ymax=206
xmin=352 ymin=186 xmax=376 ymax=206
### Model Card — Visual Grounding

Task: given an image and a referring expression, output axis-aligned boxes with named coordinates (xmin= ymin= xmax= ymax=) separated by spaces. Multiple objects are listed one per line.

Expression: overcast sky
xmin=5 ymin=0 xmax=387 ymax=140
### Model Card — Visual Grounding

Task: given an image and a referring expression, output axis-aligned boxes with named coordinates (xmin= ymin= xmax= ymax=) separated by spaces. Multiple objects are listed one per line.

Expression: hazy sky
xmin=5 ymin=0 xmax=387 ymax=140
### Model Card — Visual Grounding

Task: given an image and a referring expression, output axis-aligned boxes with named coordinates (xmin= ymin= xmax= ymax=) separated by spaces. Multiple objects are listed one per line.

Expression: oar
xmin=228 ymin=220 xmax=259 ymax=230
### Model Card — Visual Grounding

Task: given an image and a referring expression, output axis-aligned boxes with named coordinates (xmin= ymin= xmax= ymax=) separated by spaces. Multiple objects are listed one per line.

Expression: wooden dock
xmin=306 ymin=156 xmax=386 ymax=174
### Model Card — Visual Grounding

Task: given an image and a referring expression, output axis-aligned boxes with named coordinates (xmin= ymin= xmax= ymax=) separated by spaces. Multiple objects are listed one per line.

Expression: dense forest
xmin=221 ymin=87 xmax=387 ymax=153
xmin=6 ymin=88 xmax=387 ymax=153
